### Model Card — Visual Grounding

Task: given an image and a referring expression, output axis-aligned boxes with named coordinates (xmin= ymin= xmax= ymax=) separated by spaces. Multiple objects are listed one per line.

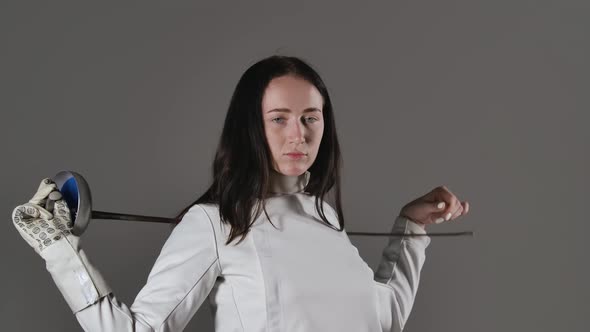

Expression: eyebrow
xmin=266 ymin=107 xmax=322 ymax=114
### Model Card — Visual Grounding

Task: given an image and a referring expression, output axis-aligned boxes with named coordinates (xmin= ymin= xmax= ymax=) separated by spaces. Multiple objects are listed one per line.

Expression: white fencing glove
xmin=12 ymin=178 xmax=73 ymax=255
xmin=11 ymin=177 xmax=112 ymax=312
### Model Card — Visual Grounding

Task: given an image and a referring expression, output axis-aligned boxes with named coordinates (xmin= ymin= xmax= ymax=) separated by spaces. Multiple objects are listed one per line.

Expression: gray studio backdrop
xmin=1 ymin=1 xmax=587 ymax=331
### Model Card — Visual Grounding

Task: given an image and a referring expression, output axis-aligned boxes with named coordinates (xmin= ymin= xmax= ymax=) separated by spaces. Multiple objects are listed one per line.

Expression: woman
xmin=12 ymin=55 xmax=469 ymax=331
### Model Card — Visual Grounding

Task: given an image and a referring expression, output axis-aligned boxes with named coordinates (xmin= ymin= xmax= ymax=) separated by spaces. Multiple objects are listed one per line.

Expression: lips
xmin=284 ymin=152 xmax=307 ymax=159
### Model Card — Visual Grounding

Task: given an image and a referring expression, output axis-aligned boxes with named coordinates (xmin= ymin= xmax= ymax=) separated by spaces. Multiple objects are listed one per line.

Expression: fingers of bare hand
xmin=462 ymin=201 xmax=470 ymax=214
xmin=435 ymin=186 xmax=455 ymax=205
xmin=438 ymin=187 xmax=470 ymax=220
xmin=450 ymin=202 xmax=464 ymax=220
xmin=435 ymin=187 xmax=457 ymax=220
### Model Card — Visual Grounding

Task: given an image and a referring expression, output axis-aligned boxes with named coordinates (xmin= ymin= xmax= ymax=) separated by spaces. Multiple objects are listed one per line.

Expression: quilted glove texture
xmin=12 ymin=178 xmax=74 ymax=255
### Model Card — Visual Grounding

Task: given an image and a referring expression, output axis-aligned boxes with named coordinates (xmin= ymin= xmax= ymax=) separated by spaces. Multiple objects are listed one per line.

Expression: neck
xmin=268 ymin=169 xmax=310 ymax=195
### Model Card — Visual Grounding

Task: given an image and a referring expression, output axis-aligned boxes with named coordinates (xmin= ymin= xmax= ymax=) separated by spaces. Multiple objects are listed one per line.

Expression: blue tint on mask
xmin=60 ymin=177 xmax=79 ymax=219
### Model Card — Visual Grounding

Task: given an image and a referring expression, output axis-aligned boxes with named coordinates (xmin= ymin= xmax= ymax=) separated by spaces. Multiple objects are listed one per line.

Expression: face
xmin=262 ymin=75 xmax=324 ymax=176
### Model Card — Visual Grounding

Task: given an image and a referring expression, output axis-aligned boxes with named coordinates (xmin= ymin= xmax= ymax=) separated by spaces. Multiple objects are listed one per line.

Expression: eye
xmin=304 ymin=117 xmax=319 ymax=123
xmin=271 ymin=117 xmax=286 ymax=124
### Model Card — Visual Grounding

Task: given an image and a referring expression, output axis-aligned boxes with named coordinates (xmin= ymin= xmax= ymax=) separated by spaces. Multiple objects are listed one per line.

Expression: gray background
xmin=1 ymin=1 xmax=588 ymax=331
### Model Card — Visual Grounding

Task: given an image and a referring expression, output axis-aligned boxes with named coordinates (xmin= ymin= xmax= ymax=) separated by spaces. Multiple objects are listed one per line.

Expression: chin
xmin=276 ymin=165 xmax=308 ymax=176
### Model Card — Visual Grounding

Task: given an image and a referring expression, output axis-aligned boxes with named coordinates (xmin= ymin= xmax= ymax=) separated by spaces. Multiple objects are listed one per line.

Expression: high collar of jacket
xmin=268 ymin=169 xmax=310 ymax=195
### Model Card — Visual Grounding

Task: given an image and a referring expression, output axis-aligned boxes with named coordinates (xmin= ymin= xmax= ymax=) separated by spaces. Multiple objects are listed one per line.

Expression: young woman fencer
xmin=12 ymin=55 xmax=470 ymax=332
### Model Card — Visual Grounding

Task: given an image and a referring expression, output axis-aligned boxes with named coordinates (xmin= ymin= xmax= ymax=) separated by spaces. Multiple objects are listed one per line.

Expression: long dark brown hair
xmin=174 ymin=55 xmax=345 ymax=245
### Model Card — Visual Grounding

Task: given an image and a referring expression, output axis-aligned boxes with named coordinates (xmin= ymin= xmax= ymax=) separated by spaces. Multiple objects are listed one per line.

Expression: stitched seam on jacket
xmin=195 ymin=204 xmax=223 ymax=275
xmin=374 ymin=279 xmax=396 ymax=292
xmin=106 ymin=294 xmax=155 ymax=331
xmin=250 ymin=226 xmax=269 ymax=332
xmin=156 ymin=258 xmax=219 ymax=331
xmin=373 ymin=281 xmax=402 ymax=331
xmin=61 ymin=235 xmax=106 ymax=306
xmin=386 ymin=219 xmax=409 ymax=285
xmin=228 ymin=280 xmax=246 ymax=331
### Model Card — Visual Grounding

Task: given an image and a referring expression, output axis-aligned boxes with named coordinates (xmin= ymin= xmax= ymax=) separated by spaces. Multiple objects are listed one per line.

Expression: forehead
xmin=262 ymin=75 xmax=323 ymax=111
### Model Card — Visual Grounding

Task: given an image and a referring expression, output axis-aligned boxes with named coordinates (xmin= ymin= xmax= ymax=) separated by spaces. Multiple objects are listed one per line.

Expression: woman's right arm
xmin=373 ymin=215 xmax=431 ymax=332
xmin=43 ymin=204 xmax=221 ymax=332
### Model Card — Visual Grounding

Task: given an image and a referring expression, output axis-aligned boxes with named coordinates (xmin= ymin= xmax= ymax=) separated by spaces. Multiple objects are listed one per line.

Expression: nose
xmin=288 ymin=119 xmax=306 ymax=144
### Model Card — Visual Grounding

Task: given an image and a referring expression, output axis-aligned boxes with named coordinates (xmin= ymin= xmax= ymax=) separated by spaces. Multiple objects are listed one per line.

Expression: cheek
xmin=265 ymin=129 xmax=283 ymax=152
xmin=311 ymin=125 xmax=324 ymax=147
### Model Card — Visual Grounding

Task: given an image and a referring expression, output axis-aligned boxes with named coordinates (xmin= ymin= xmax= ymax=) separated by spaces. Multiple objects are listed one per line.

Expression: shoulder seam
xmin=192 ymin=204 xmax=223 ymax=275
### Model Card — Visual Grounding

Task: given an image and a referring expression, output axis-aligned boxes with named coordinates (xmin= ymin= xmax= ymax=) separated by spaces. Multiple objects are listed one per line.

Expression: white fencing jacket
xmin=43 ymin=170 xmax=431 ymax=331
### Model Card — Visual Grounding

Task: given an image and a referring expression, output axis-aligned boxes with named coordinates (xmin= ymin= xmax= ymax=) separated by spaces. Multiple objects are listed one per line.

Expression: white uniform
xmin=43 ymin=170 xmax=431 ymax=331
